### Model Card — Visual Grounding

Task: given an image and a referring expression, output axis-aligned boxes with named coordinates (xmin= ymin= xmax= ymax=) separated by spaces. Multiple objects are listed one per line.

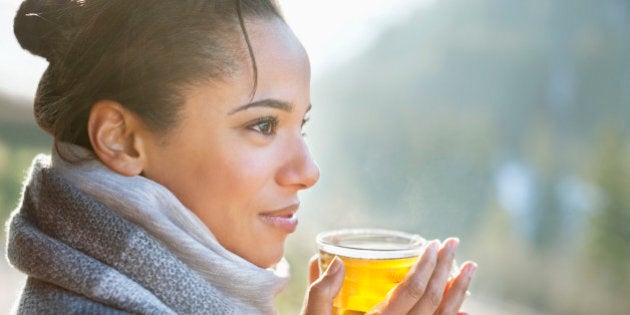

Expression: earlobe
xmin=88 ymin=100 xmax=148 ymax=176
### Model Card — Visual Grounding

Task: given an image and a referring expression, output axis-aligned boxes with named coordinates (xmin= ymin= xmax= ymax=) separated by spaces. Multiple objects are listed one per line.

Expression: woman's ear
xmin=88 ymin=100 xmax=149 ymax=176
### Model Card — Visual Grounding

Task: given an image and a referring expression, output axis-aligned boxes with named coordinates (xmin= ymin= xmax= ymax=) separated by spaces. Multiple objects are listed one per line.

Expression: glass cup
xmin=317 ymin=229 xmax=458 ymax=315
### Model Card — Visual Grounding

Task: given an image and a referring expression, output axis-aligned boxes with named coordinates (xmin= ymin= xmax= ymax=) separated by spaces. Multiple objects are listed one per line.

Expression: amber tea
xmin=317 ymin=229 xmax=426 ymax=315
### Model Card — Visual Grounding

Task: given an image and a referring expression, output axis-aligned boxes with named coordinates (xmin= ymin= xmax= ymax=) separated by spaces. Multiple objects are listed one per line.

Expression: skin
xmin=303 ymin=239 xmax=477 ymax=315
xmin=87 ymin=16 xmax=476 ymax=314
xmin=89 ymin=18 xmax=318 ymax=269
xmin=141 ymin=18 xmax=319 ymax=268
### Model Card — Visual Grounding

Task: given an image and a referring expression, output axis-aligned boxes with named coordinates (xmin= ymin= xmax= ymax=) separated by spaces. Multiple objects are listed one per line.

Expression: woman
xmin=6 ymin=0 xmax=476 ymax=314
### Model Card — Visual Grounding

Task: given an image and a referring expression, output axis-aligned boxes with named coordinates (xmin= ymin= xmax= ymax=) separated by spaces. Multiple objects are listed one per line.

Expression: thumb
xmin=308 ymin=254 xmax=320 ymax=284
xmin=302 ymin=256 xmax=345 ymax=315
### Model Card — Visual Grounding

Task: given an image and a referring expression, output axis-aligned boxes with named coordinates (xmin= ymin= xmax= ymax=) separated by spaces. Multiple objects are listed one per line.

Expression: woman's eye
xmin=249 ymin=117 xmax=278 ymax=136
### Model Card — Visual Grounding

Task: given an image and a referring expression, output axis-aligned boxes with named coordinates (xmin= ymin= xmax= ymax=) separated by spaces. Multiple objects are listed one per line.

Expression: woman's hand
xmin=301 ymin=238 xmax=477 ymax=315
xmin=301 ymin=254 xmax=346 ymax=315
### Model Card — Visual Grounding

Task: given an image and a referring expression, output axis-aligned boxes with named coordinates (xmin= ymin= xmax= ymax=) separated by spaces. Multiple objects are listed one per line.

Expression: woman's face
xmin=141 ymin=19 xmax=319 ymax=268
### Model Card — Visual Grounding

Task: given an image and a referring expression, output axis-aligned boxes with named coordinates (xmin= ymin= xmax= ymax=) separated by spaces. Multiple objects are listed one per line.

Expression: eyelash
xmin=301 ymin=117 xmax=310 ymax=137
xmin=248 ymin=116 xmax=279 ymax=136
xmin=247 ymin=115 xmax=311 ymax=137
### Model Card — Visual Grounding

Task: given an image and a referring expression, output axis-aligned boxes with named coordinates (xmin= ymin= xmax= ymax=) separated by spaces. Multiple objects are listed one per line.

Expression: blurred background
xmin=1 ymin=0 xmax=629 ymax=314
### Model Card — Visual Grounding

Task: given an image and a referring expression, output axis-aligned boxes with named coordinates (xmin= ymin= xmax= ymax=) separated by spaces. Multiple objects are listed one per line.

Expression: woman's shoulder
xmin=15 ymin=277 xmax=131 ymax=315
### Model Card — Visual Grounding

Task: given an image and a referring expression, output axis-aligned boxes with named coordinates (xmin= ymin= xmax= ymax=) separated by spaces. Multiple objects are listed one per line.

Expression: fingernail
xmin=427 ymin=240 xmax=439 ymax=254
xmin=466 ymin=262 xmax=477 ymax=277
xmin=327 ymin=256 xmax=342 ymax=275
xmin=448 ymin=238 xmax=460 ymax=252
xmin=432 ymin=239 xmax=442 ymax=247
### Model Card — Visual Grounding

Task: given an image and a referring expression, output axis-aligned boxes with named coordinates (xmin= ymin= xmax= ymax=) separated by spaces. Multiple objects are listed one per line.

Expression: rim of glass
xmin=316 ymin=228 xmax=427 ymax=259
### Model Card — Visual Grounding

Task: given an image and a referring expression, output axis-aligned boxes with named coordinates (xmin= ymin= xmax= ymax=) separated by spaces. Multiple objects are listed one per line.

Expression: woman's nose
xmin=275 ymin=138 xmax=320 ymax=190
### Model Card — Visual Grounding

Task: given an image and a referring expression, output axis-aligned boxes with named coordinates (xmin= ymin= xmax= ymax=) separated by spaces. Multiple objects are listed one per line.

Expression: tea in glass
xmin=316 ymin=229 xmax=425 ymax=315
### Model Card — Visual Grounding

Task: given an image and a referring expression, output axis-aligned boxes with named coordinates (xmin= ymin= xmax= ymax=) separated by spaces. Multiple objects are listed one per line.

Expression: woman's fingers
xmin=374 ymin=240 xmax=440 ymax=315
xmin=302 ymin=256 xmax=345 ymax=315
xmin=305 ymin=237 xmax=474 ymax=315
xmin=435 ymin=261 xmax=477 ymax=315
xmin=408 ymin=238 xmax=460 ymax=315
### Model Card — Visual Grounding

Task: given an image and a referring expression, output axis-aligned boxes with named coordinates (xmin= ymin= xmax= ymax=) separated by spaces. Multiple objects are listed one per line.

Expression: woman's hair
xmin=14 ymin=0 xmax=283 ymax=149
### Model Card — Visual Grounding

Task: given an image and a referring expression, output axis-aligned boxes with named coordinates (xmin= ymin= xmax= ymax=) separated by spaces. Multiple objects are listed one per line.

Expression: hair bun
xmin=14 ymin=0 xmax=81 ymax=61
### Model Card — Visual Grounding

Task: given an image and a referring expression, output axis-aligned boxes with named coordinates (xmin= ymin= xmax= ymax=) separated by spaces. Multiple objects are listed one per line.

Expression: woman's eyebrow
xmin=228 ymin=99 xmax=293 ymax=115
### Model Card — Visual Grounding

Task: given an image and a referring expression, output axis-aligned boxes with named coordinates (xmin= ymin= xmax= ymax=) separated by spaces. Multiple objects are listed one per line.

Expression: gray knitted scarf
xmin=5 ymin=144 xmax=289 ymax=314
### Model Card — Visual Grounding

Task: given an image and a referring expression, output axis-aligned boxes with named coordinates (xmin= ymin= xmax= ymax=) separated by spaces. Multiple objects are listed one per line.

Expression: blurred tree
xmin=0 ymin=94 xmax=51 ymax=229
xmin=587 ymin=125 xmax=630 ymax=287
xmin=312 ymin=0 xmax=629 ymax=313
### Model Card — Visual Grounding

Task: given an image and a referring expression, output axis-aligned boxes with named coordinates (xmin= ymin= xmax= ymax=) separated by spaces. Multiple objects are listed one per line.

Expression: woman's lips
xmin=259 ymin=204 xmax=299 ymax=233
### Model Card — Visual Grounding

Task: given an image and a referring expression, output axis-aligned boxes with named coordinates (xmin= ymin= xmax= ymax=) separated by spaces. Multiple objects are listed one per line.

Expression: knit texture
xmin=5 ymin=147 xmax=289 ymax=314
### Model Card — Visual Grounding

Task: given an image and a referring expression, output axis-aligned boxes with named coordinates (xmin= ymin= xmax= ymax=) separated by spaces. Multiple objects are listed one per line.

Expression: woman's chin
xmin=247 ymin=245 xmax=285 ymax=269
